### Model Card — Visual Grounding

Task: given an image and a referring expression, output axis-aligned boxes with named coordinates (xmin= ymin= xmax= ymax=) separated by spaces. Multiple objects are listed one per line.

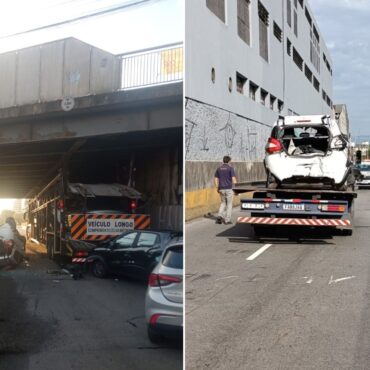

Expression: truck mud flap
xmin=237 ymin=217 xmax=351 ymax=227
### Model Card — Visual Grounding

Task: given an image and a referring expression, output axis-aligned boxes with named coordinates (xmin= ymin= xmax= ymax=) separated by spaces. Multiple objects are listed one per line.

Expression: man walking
xmin=214 ymin=156 xmax=237 ymax=224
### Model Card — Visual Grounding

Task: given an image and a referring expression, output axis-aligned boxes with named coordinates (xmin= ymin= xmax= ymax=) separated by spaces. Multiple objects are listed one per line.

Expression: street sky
xmin=0 ymin=0 xmax=183 ymax=55
xmin=310 ymin=0 xmax=369 ymax=142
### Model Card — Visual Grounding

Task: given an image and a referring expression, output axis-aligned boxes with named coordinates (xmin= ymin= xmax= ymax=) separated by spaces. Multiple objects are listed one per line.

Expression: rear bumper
xmin=237 ymin=216 xmax=351 ymax=227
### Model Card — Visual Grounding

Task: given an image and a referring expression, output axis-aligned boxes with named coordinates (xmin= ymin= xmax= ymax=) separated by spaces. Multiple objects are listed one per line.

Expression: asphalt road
xmin=0 ymin=242 xmax=182 ymax=370
xmin=186 ymin=189 xmax=370 ymax=370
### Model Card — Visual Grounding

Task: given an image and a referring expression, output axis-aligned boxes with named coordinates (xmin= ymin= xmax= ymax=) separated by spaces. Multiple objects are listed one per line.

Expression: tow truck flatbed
xmin=234 ymin=182 xmax=357 ymax=235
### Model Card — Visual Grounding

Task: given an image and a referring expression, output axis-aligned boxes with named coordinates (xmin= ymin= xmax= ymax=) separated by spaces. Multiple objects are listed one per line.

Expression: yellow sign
xmin=161 ymin=47 xmax=183 ymax=75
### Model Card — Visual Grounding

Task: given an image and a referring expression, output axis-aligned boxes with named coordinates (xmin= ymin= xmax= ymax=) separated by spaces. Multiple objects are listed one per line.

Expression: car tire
xmin=92 ymin=260 xmax=108 ymax=278
xmin=147 ymin=326 xmax=163 ymax=344
xmin=266 ymin=172 xmax=278 ymax=189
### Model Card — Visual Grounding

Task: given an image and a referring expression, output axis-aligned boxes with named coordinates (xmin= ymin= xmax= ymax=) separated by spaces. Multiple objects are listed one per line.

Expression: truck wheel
xmin=92 ymin=260 xmax=107 ymax=278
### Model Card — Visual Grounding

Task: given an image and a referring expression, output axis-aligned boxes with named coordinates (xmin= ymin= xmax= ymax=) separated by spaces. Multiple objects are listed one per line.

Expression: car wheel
xmin=266 ymin=172 xmax=278 ymax=189
xmin=147 ymin=326 xmax=163 ymax=344
xmin=92 ymin=260 xmax=107 ymax=278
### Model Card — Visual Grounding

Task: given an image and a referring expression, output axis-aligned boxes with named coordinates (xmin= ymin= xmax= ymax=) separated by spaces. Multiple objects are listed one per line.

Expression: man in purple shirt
xmin=214 ymin=156 xmax=237 ymax=224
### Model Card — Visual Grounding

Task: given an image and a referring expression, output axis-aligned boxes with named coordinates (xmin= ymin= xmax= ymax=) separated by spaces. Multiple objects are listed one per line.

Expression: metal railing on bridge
xmin=119 ymin=43 xmax=183 ymax=89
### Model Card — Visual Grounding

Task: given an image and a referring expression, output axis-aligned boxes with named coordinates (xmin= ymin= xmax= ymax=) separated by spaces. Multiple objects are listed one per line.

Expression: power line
xmin=0 ymin=0 xmax=157 ymax=40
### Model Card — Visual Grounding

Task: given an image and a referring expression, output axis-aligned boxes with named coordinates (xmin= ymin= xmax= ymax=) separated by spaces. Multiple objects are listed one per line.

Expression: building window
xmin=322 ymin=89 xmax=327 ymax=101
xmin=287 ymin=38 xmax=292 ymax=56
xmin=237 ymin=0 xmax=251 ymax=45
xmin=278 ymin=100 xmax=284 ymax=113
xmin=206 ymin=0 xmax=225 ymax=23
xmin=249 ymin=81 xmax=259 ymax=101
xmin=228 ymin=77 xmax=233 ymax=92
xmin=294 ymin=10 xmax=298 ymax=36
xmin=310 ymin=25 xmax=320 ymax=73
xmin=326 ymin=95 xmax=331 ymax=107
xmin=293 ymin=48 xmax=303 ymax=70
xmin=305 ymin=7 xmax=312 ymax=26
xmin=258 ymin=1 xmax=269 ymax=62
xmin=236 ymin=72 xmax=247 ymax=94
xmin=313 ymin=76 xmax=320 ymax=92
xmin=304 ymin=65 xmax=312 ymax=82
xmin=260 ymin=89 xmax=268 ymax=105
xmin=287 ymin=0 xmax=292 ymax=27
xmin=270 ymin=95 xmax=276 ymax=110
xmin=323 ymin=54 xmax=331 ymax=73
xmin=273 ymin=22 xmax=282 ymax=42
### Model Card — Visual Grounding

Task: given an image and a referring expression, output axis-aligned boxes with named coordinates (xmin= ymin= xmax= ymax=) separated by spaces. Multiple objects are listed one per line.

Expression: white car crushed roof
xmin=264 ymin=115 xmax=354 ymax=190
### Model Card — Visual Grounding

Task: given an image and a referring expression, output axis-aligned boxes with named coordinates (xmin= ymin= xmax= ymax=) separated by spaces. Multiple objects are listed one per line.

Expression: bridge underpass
xmin=0 ymin=39 xmax=183 ymax=229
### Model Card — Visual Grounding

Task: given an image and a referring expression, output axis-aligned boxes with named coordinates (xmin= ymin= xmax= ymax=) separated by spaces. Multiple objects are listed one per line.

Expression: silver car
xmin=356 ymin=163 xmax=370 ymax=188
xmin=145 ymin=238 xmax=183 ymax=343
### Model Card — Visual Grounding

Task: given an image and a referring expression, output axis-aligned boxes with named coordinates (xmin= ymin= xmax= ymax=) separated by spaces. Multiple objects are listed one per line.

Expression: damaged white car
xmin=264 ymin=115 xmax=355 ymax=190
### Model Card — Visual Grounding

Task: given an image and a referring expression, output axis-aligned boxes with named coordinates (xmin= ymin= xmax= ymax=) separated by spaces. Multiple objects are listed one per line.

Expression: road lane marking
xmin=246 ymin=244 xmax=273 ymax=261
xmin=328 ymin=275 xmax=356 ymax=285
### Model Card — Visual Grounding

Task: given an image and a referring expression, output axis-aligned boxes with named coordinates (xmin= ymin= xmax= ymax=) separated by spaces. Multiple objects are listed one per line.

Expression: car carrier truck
xmin=235 ymin=115 xmax=357 ymax=236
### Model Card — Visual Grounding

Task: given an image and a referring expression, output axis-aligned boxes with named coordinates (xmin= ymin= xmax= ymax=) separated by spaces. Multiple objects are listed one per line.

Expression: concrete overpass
xmin=0 ymin=38 xmax=183 ymax=229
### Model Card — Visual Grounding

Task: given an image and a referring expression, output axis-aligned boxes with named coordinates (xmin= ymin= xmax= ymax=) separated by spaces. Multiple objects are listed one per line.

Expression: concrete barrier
xmin=185 ymin=160 xmax=265 ymax=220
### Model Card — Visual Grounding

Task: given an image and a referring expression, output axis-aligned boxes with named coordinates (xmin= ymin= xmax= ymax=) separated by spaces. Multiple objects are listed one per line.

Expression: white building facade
xmin=185 ymin=0 xmax=334 ymax=215
xmin=186 ymin=0 xmax=333 ymax=162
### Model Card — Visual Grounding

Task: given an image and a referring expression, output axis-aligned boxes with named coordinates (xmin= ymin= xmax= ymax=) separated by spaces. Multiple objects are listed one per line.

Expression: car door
xmin=109 ymin=232 xmax=139 ymax=274
xmin=125 ymin=231 xmax=161 ymax=279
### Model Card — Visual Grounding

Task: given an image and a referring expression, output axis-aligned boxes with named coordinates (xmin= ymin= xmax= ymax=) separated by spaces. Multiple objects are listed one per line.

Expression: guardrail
xmin=119 ymin=43 xmax=183 ymax=89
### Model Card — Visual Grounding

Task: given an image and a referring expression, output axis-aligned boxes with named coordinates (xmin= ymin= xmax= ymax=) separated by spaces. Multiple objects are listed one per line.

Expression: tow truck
xmin=234 ymin=183 xmax=356 ymax=236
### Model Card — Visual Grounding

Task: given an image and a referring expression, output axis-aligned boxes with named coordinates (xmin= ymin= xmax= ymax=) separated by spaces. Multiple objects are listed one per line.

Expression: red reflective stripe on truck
xmin=237 ymin=217 xmax=350 ymax=226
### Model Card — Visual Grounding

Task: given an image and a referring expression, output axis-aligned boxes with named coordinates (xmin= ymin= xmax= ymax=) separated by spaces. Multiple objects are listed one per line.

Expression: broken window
xmin=206 ymin=0 xmax=225 ymax=22
xmin=278 ymin=126 xmax=330 ymax=156
xmin=237 ymin=0 xmax=251 ymax=45
xmin=258 ymin=1 xmax=269 ymax=62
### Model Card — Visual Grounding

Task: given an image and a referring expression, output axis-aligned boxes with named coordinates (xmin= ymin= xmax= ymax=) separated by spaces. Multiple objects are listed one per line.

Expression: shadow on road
xmin=214 ymin=223 xmax=344 ymax=245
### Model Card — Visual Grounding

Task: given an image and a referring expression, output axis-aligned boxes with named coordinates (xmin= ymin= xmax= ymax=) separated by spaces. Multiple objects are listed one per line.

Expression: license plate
xmin=283 ymin=204 xmax=305 ymax=211
xmin=242 ymin=203 xmax=265 ymax=210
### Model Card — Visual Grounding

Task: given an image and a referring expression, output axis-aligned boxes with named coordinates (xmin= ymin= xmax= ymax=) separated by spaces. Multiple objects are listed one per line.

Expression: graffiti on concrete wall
xmin=185 ymin=98 xmax=271 ymax=161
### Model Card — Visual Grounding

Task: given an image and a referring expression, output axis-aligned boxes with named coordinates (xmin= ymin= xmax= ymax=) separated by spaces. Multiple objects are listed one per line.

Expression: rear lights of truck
xmin=148 ymin=273 xmax=182 ymax=287
xmin=265 ymin=138 xmax=283 ymax=154
xmin=130 ymin=199 xmax=137 ymax=213
xmin=319 ymin=204 xmax=345 ymax=213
